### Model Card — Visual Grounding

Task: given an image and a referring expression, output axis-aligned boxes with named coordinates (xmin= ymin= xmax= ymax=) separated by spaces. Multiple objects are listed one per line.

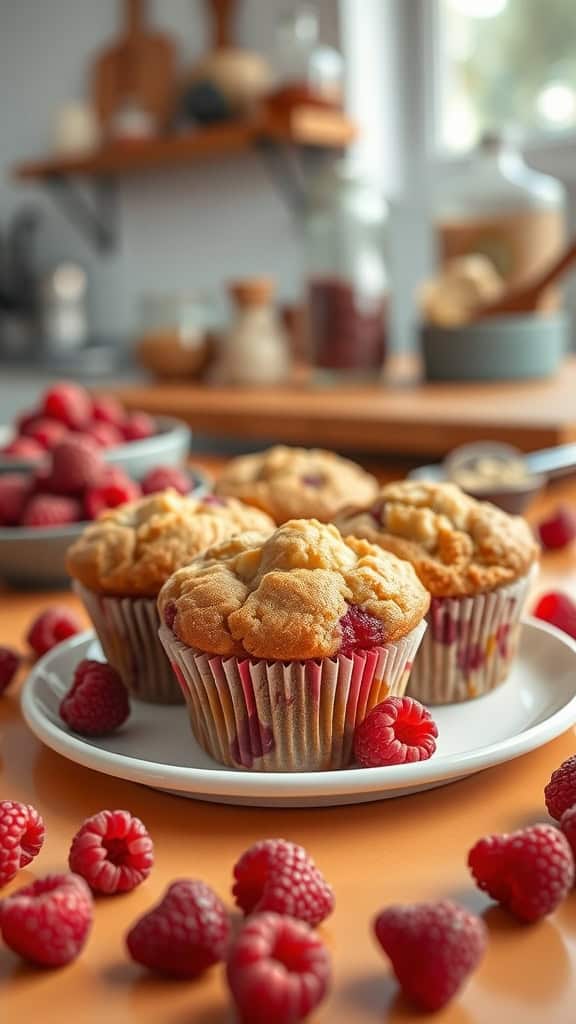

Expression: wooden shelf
xmin=14 ymin=107 xmax=356 ymax=181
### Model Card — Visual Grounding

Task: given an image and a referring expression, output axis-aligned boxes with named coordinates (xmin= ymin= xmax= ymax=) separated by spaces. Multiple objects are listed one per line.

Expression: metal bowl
xmin=408 ymin=462 xmax=543 ymax=515
xmin=0 ymin=416 xmax=192 ymax=479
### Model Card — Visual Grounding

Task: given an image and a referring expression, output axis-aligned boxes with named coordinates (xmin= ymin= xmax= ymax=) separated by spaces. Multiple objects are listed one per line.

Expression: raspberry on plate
xmin=227 ymin=912 xmax=331 ymax=1024
xmin=84 ymin=478 xmax=141 ymax=519
xmin=354 ymin=696 xmax=438 ymax=768
xmin=21 ymin=494 xmax=83 ymax=528
xmin=339 ymin=604 xmax=384 ymax=656
xmin=545 ymin=753 xmax=576 ymax=820
xmin=27 ymin=606 xmax=83 ymax=657
xmin=60 ymin=659 xmax=130 ymax=737
xmin=127 ymin=879 xmax=230 ymax=977
xmin=91 ymin=394 xmax=125 ymax=427
xmin=0 ymin=647 xmax=21 ymax=695
xmin=42 ymin=381 xmax=91 ymax=430
xmin=48 ymin=436 xmax=105 ymax=495
xmin=24 ymin=417 xmax=68 ymax=450
xmin=533 ymin=591 xmax=576 ymax=640
xmin=468 ymin=823 xmax=574 ymax=922
xmin=537 ymin=506 xmax=576 ymax=550
xmin=0 ymin=872 xmax=93 ymax=967
xmin=374 ymin=900 xmax=486 ymax=1012
xmin=233 ymin=838 xmax=334 ymax=927
xmin=0 ymin=800 xmax=46 ymax=888
xmin=1 ymin=436 xmax=44 ymax=461
xmin=141 ymin=465 xmax=191 ymax=496
xmin=70 ymin=808 xmax=153 ymax=894
xmin=0 ymin=474 xmax=30 ymax=526
xmin=122 ymin=411 xmax=156 ymax=442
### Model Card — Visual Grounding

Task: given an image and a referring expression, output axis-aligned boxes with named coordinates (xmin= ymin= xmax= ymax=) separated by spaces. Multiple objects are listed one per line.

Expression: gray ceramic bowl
xmin=0 ymin=416 xmax=192 ymax=478
xmin=420 ymin=312 xmax=568 ymax=381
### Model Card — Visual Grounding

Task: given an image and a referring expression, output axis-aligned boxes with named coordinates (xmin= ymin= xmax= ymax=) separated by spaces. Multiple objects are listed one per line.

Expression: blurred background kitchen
xmin=2 ymin=0 xmax=576 ymax=455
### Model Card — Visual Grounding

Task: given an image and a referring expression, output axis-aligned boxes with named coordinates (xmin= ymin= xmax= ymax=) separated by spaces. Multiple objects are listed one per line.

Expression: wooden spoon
xmin=475 ymin=235 xmax=576 ymax=319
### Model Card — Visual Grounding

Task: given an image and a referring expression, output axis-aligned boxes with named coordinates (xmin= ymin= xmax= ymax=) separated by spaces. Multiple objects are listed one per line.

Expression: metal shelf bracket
xmin=44 ymin=176 xmax=118 ymax=253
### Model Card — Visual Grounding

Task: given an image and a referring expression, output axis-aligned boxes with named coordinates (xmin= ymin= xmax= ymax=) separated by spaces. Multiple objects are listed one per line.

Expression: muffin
xmin=214 ymin=445 xmax=378 ymax=524
xmin=67 ymin=491 xmax=274 ymax=704
xmin=335 ymin=480 xmax=539 ymax=704
xmin=157 ymin=518 xmax=430 ymax=771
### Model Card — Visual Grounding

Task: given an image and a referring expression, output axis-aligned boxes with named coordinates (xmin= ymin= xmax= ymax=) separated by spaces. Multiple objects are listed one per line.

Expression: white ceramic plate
xmin=21 ymin=618 xmax=576 ymax=808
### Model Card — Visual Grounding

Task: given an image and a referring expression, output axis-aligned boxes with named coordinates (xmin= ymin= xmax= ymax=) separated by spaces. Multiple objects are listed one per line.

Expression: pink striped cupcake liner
xmin=75 ymin=583 xmax=184 ymax=705
xmin=407 ymin=565 xmax=537 ymax=705
xmin=158 ymin=619 xmax=427 ymax=772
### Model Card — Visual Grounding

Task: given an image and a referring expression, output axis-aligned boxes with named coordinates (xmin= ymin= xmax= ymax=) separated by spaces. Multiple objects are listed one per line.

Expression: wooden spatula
xmin=475 ymin=235 xmax=576 ymax=319
xmin=92 ymin=0 xmax=178 ymax=137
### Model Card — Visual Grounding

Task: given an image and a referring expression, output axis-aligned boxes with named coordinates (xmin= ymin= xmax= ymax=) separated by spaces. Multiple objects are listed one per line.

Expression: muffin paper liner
xmin=158 ymin=619 xmax=427 ymax=772
xmin=75 ymin=584 xmax=184 ymax=705
xmin=407 ymin=566 xmax=537 ymax=706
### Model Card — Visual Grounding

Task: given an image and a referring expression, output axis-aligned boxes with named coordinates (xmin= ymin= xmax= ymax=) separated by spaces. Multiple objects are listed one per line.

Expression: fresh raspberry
xmin=91 ymin=394 xmax=125 ymax=427
xmin=48 ymin=436 xmax=105 ymax=495
xmin=468 ymin=823 xmax=574 ymax=922
xmin=26 ymin=606 xmax=83 ymax=657
xmin=127 ymin=879 xmax=230 ymax=977
xmin=84 ymin=478 xmax=140 ymax=519
xmin=560 ymin=805 xmax=576 ymax=858
xmin=21 ymin=493 xmax=82 ymax=527
xmin=354 ymin=696 xmax=438 ymax=768
xmin=69 ymin=808 xmax=153 ymax=894
xmin=60 ymin=658 xmax=130 ymax=736
xmin=23 ymin=417 xmax=68 ymax=450
xmin=0 ymin=800 xmax=46 ymax=888
xmin=0 ymin=647 xmax=21 ymax=694
xmin=0 ymin=474 xmax=30 ymax=525
xmin=42 ymin=381 xmax=91 ymax=430
xmin=545 ymin=753 xmax=576 ymax=820
xmin=233 ymin=838 xmax=334 ymax=927
xmin=537 ymin=506 xmax=576 ymax=550
xmin=533 ymin=591 xmax=576 ymax=639
xmin=1 ymin=436 xmax=44 ymax=461
xmin=15 ymin=408 xmax=42 ymax=435
xmin=0 ymin=873 xmax=93 ymax=967
xmin=141 ymin=465 xmax=191 ymax=496
xmin=339 ymin=604 xmax=384 ymax=656
xmin=226 ymin=912 xmax=331 ymax=1024
xmin=374 ymin=900 xmax=486 ymax=1012
xmin=84 ymin=422 xmax=123 ymax=449
xmin=122 ymin=411 xmax=156 ymax=442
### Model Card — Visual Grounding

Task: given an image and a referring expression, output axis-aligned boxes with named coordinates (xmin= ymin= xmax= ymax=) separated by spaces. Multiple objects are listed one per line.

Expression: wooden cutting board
xmin=91 ymin=0 xmax=177 ymax=136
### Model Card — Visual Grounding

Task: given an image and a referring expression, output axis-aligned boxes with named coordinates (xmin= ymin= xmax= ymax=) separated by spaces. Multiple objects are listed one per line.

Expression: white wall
xmin=0 ymin=0 xmax=340 ymax=341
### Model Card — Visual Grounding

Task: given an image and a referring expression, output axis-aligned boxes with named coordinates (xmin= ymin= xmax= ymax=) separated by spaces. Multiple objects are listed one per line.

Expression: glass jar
xmin=269 ymin=2 xmax=343 ymax=111
xmin=217 ymin=277 xmax=291 ymax=386
xmin=304 ymin=163 xmax=388 ymax=381
xmin=136 ymin=292 xmax=215 ymax=379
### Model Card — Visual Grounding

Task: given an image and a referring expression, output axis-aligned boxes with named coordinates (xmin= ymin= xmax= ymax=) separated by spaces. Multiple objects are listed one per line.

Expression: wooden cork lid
xmin=229 ymin=277 xmax=275 ymax=307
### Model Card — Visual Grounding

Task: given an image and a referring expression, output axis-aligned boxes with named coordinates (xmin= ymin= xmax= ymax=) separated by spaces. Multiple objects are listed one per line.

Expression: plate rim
xmin=21 ymin=617 xmax=576 ymax=799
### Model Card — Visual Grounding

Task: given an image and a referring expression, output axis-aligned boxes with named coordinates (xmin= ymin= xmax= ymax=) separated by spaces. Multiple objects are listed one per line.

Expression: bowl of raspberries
xmin=0 ymin=383 xmax=207 ymax=587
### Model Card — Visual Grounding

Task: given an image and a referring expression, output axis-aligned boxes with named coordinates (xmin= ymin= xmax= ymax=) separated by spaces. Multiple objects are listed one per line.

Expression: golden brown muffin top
xmin=66 ymin=490 xmax=275 ymax=597
xmin=158 ymin=518 xmax=430 ymax=660
xmin=335 ymin=480 xmax=538 ymax=598
xmin=214 ymin=445 xmax=378 ymax=524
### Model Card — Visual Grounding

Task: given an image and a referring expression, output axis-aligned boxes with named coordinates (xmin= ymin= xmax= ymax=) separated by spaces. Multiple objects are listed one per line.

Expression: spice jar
xmin=217 ymin=278 xmax=291 ymax=386
xmin=136 ymin=292 xmax=214 ymax=380
xmin=304 ymin=163 xmax=388 ymax=381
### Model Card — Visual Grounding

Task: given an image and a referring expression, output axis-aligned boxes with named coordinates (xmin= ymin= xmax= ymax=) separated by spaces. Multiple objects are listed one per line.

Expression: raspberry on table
xmin=233 ymin=838 xmax=334 ymax=927
xmin=23 ymin=418 xmax=68 ymax=450
xmin=0 ymin=647 xmax=21 ymax=695
xmin=60 ymin=659 xmax=130 ymax=737
xmin=537 ymin=506 xmax=576 ymax=550
xmin=122 ymin=411 xmax=156 ymax=442
xmin=468 ymin=823 xmax=574 ymax=922
xmin=533 ymin=591 xmax=576 ymax=640
xmin=141 ymin=465 xmax=191 ymax=496
xmin=339 ymin=604 xmax=384 ymax=656
xmin=0 ymin=474 xmax=30 ymax=526
xmin=226 ymin=912 xmax=331 ymax=1024
xmin=0 ymin=800 xmax=46 ymax=888
xmin=354 ymin=696 xmax=438 ymax=768
xmin=560 ymin=805 xmax=576 ymax=859
xmin=69 ymin=808 xmax=153 ymax=895
xmin=91 ymin=394 xmax=125 ymax=427
xmin=48 ymin=436 xmax=105 ymax=495
xmin=545 ymin=753 xmax=576 ymax=820
xmin=374 ymin=900 xmax=486 ymax=1012
xmin=84 ymin=478 xmax=141 ymax=519
xmin=0 ymin=872 xmax=93 ymax=967
xmin=27 ymin=606 xmax=83 ymax=657
xmin=127 ymin=879 xmax=230 ymax=977
xmin=42 ymin=381 xmax=91 ymax=430
xmin=21 ymin=494 xmax=83 ymax=528
xmin=1 ymin=436 xmax=44 ymax=461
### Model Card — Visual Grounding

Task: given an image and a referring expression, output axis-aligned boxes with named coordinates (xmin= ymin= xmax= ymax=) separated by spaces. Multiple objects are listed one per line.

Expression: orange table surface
xmin=2 ymin=470 xmax=576 ymax=1024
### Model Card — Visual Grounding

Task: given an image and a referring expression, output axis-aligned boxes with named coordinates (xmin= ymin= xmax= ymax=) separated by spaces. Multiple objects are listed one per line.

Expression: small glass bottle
xmin=218 ymin=278 xmax=291 ymax=386
xmin=304 ymin=162 xmax=388 ymax=382
xmin=269 ymin=2 xmax=343 ymax=111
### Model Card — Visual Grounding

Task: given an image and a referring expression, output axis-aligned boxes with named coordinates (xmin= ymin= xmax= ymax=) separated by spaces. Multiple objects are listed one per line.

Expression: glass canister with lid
xmin=303 ymin=162 xmax=389 ymax=382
